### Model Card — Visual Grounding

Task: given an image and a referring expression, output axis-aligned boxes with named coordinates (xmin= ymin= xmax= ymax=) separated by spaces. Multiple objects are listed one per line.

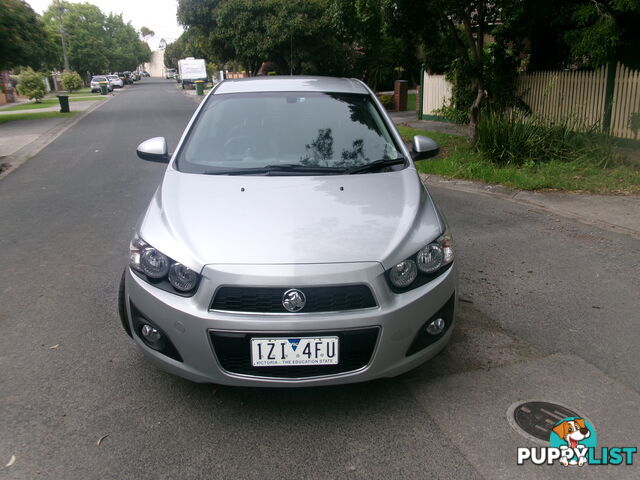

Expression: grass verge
xmin=2 ymin=96 xmax=104 ymax=111
xmin=407 ymin=92 xmax=416 ymax=111
xmin=0 ymin=111 xmax=78 ymax=125
xmin=396 ymin=125 xmax=640 ymax=194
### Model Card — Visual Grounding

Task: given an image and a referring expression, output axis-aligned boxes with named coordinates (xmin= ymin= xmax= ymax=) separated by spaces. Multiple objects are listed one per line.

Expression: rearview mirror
xmin=137 ymin=137 xmax=169 ymax=163
xmin=412 ymin=135 xmax=439 ymax=161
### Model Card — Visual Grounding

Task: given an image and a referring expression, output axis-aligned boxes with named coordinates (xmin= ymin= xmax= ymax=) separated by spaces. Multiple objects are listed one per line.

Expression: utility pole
xmin=55 ymin=0 xmax=70 ymax=71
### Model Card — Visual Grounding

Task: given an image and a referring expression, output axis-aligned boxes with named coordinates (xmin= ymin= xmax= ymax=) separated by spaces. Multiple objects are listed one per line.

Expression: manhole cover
xmin=508 ymin=401 xmax=582 ymax=443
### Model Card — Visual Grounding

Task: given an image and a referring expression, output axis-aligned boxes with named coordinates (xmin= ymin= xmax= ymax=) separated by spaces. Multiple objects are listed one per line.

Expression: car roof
xmin=214 ymin=76 xmax=369 ymax=95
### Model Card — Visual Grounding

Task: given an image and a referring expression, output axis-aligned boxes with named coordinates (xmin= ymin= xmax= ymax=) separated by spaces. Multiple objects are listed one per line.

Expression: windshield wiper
xmin=204 ymin=164 xmax=345 ymax=175
xmin=345 ymin=157 xmax=406 ymax=174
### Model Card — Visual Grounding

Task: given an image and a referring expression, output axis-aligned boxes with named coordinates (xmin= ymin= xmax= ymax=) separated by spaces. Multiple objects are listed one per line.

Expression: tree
xmin=564 ymin=0 xmax=640 ymax=69
xmin=41 ymin=3 xmax=150 ymax=75
xmin=16 ymin=68 xmax=46 ymax=102
xmin=42 ymin=2 xmax=109 ymax=75
xmin=164 ymin=30 xmax=206 ymax=69
xmin=104 ymin=13 xmax=151 ymax=72
xmin=177 ymin=0 xmax=350 ymax=76
xmin=140 ymin=26 xmax=155 ymax=41
xmin=330 ymin=0 xmax=425 ymax=89
xmin=61 ymin=70 xmax=82 ymax=91
xmin=0 ymin=0 xmax=53 ymax=70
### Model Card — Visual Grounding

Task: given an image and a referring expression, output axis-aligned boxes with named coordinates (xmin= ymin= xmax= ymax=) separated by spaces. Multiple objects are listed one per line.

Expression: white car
xmin=107 ymin=75 xmax=124 ymax=88
xmin=90 ymin=76 xmax=113 ymax=93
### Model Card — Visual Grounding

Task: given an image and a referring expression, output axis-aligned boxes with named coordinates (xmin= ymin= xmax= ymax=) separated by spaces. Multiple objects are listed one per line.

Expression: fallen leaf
xmin=49 ymin=344 xmax=59 ymax=349
xmin=6 ymin=455 xmax=16 ymax=467
xmin=97 ymin=434 xmax=110 ymax=446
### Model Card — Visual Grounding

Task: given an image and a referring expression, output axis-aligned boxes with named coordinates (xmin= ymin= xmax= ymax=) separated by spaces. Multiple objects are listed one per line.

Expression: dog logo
xmin=550 ymin=417 xmax=596 ymax=466
xmin=518 ymin=413 xmax=637 ymax=466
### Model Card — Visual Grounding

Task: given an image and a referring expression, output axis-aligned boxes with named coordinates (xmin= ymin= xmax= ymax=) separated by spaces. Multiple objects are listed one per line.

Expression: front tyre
xmin=118 ymin=269 xmax=132 ymax=337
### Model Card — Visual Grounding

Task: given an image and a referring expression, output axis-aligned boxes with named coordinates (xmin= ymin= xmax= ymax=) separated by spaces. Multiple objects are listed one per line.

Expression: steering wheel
xmin=221 ymin=135 xmax=253 ymax=162
xmin=221 ymin=134 xmax=278 ymax=162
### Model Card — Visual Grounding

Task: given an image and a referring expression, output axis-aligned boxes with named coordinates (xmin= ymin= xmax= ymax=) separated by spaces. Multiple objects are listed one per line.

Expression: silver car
xmin=119 ymin=76 xmax=457 ymax=387
xmin=107 ymin=74 xmax=124 ymax=88
xmin=90 ymin=76 xmax=113 ymax=93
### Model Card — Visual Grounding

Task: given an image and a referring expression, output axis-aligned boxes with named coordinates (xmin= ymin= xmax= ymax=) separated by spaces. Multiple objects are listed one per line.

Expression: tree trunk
xmin=469 ymin=78 xmax=484 ymax=143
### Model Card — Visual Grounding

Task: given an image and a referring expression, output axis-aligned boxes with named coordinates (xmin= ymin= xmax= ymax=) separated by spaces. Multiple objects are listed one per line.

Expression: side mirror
xmin=412 ymin=135 xmax=439 ymax=161
xmin=136 ymin=137 xmax=169 ymax=163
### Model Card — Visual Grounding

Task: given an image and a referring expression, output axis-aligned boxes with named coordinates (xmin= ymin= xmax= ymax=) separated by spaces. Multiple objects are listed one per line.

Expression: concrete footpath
xmin=424 ymin=174 xmax=640 ymax=239
xmin=0 ymin=95 xmax=111 ymax=178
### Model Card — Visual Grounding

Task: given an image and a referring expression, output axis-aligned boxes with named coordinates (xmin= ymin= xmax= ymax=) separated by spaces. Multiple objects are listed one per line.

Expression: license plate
xmin=251 ymin=336 xmax=339 ymax=367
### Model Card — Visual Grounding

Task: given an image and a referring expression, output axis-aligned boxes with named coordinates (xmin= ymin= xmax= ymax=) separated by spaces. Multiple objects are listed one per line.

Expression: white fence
xmin=517 ymin=67 xmax=607 ymax=131
xmin=419 ymin=63 xmax=640 ymax=140
xmin=610 ymin=63 xmax=640 ymax=140
xmin=420 ymin=73 xmax=452 ymax=116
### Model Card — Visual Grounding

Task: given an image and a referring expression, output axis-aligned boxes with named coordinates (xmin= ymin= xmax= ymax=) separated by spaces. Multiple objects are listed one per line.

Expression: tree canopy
xmin=172 ymin=0 xmax=640 ymax=139
xmin=0 ymin=0 xmax=53 ymax=70
xmin=176 ymin=0 xmax=352 ymax=76
xmin=41 ymin=1 xmax=150 ymax=75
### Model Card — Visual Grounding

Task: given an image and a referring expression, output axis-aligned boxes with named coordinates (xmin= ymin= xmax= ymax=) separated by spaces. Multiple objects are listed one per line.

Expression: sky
xmin=27 ymin=0 xmax=183 ymax=50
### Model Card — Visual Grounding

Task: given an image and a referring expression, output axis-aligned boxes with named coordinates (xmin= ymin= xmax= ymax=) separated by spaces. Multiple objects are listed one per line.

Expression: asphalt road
xmin=1 ymin=79 xmax=638 ymax=479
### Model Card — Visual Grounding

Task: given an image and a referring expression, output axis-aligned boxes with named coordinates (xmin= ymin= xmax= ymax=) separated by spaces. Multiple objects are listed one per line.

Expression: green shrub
xmin=475 ymin=111 xmax=616 ymax=167
xmin=377 ymin=94 xmax=393 ymax=109
xmin=433 ymin=104 xmax=469 ymax=124
xmin=61 ymin=71 xmax=83 ymax=92
xmin=16 ymin=68 xmax=46 ymax=102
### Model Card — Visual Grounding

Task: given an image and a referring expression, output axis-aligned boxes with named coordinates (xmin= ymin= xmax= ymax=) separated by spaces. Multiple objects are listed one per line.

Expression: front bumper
xmin=122 ymin=261 xmax=456 ymax=387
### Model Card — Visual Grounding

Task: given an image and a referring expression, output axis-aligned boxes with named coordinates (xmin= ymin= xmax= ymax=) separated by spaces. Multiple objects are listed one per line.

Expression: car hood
xmin=139 ymin=168 xmax=443 ymax=269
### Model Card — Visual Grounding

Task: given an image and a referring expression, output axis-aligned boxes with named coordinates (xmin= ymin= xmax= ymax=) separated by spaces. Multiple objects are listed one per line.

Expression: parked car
xmin=115 ymin=72 xmax=129 ymax=85
xmin=142 ymin=71 xmax=150 ymax=77
xmin=107 ymin=74 xmax=123 ymax=88
xmin=165 ymin=68 xmax=176 ymax=79
xmin=122 ymin=71 xmax=134 ymax=85
xmin=121 ymin=76 xmax=455 ymax=387
xmin=90 ymin=76 xmax=113 ymax=93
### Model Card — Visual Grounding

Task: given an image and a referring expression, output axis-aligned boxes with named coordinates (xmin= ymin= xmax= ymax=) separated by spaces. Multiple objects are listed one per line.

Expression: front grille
xmin=209 ymin=327 xmax=380 ymax=378
xmin=210 ymin=285 xmax=377 ymax=313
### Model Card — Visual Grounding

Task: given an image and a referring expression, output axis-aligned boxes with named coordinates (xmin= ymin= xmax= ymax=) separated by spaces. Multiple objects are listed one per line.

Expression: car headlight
xmin=168 ymin=263 xmax=199 ymax=292
xmin=387 ymin=229 xmax=454 ymax=291
xmin=389 ymin=260 xmax=418 ymax=288
xmin=140 ymin=248 xmax=171 ymax=278
xmin=129 ymin=234 xmax=201 ymax=295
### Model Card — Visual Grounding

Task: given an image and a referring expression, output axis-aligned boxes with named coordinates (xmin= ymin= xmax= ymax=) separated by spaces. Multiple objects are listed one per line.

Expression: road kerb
xmin=422 ymin=173 xmax=640 ymax=240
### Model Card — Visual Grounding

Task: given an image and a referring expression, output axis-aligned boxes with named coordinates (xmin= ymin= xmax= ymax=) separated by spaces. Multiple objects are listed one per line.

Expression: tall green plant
xmin=475 ymin=111 xmax=616 ymax=167
xmin=16 ymin=68 xmax=46 ymax=102
xmin=61 ymin=70 xmax=82 ymax=92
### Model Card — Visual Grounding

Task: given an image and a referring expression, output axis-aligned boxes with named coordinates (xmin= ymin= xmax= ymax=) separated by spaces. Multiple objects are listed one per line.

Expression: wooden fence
xmin=420 ymin=72 xmax=451 ymax=117
xmin=517 ymin=67 xmax=608 ymax=131
xmin=610 ymin=63 xmax=640 ymax=140
xmin=419 ymin=62 xmax=640 ymax=141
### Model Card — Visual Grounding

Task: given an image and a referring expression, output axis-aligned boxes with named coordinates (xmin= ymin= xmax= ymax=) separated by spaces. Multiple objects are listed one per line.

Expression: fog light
xmin=141 ymin=324 xmax=161 ymax=342
xmin=426 ymin=317 xmax=445 ymax=335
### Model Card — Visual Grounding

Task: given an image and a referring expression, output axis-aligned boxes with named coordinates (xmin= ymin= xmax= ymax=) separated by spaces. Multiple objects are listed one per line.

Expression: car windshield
xmin=108 ymin=75 xmax=118 ymax=79
xmin=93 ymin=76 xmax=107 ymax=82
xmin=175 ymin=92 xmax=404 ymax=174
